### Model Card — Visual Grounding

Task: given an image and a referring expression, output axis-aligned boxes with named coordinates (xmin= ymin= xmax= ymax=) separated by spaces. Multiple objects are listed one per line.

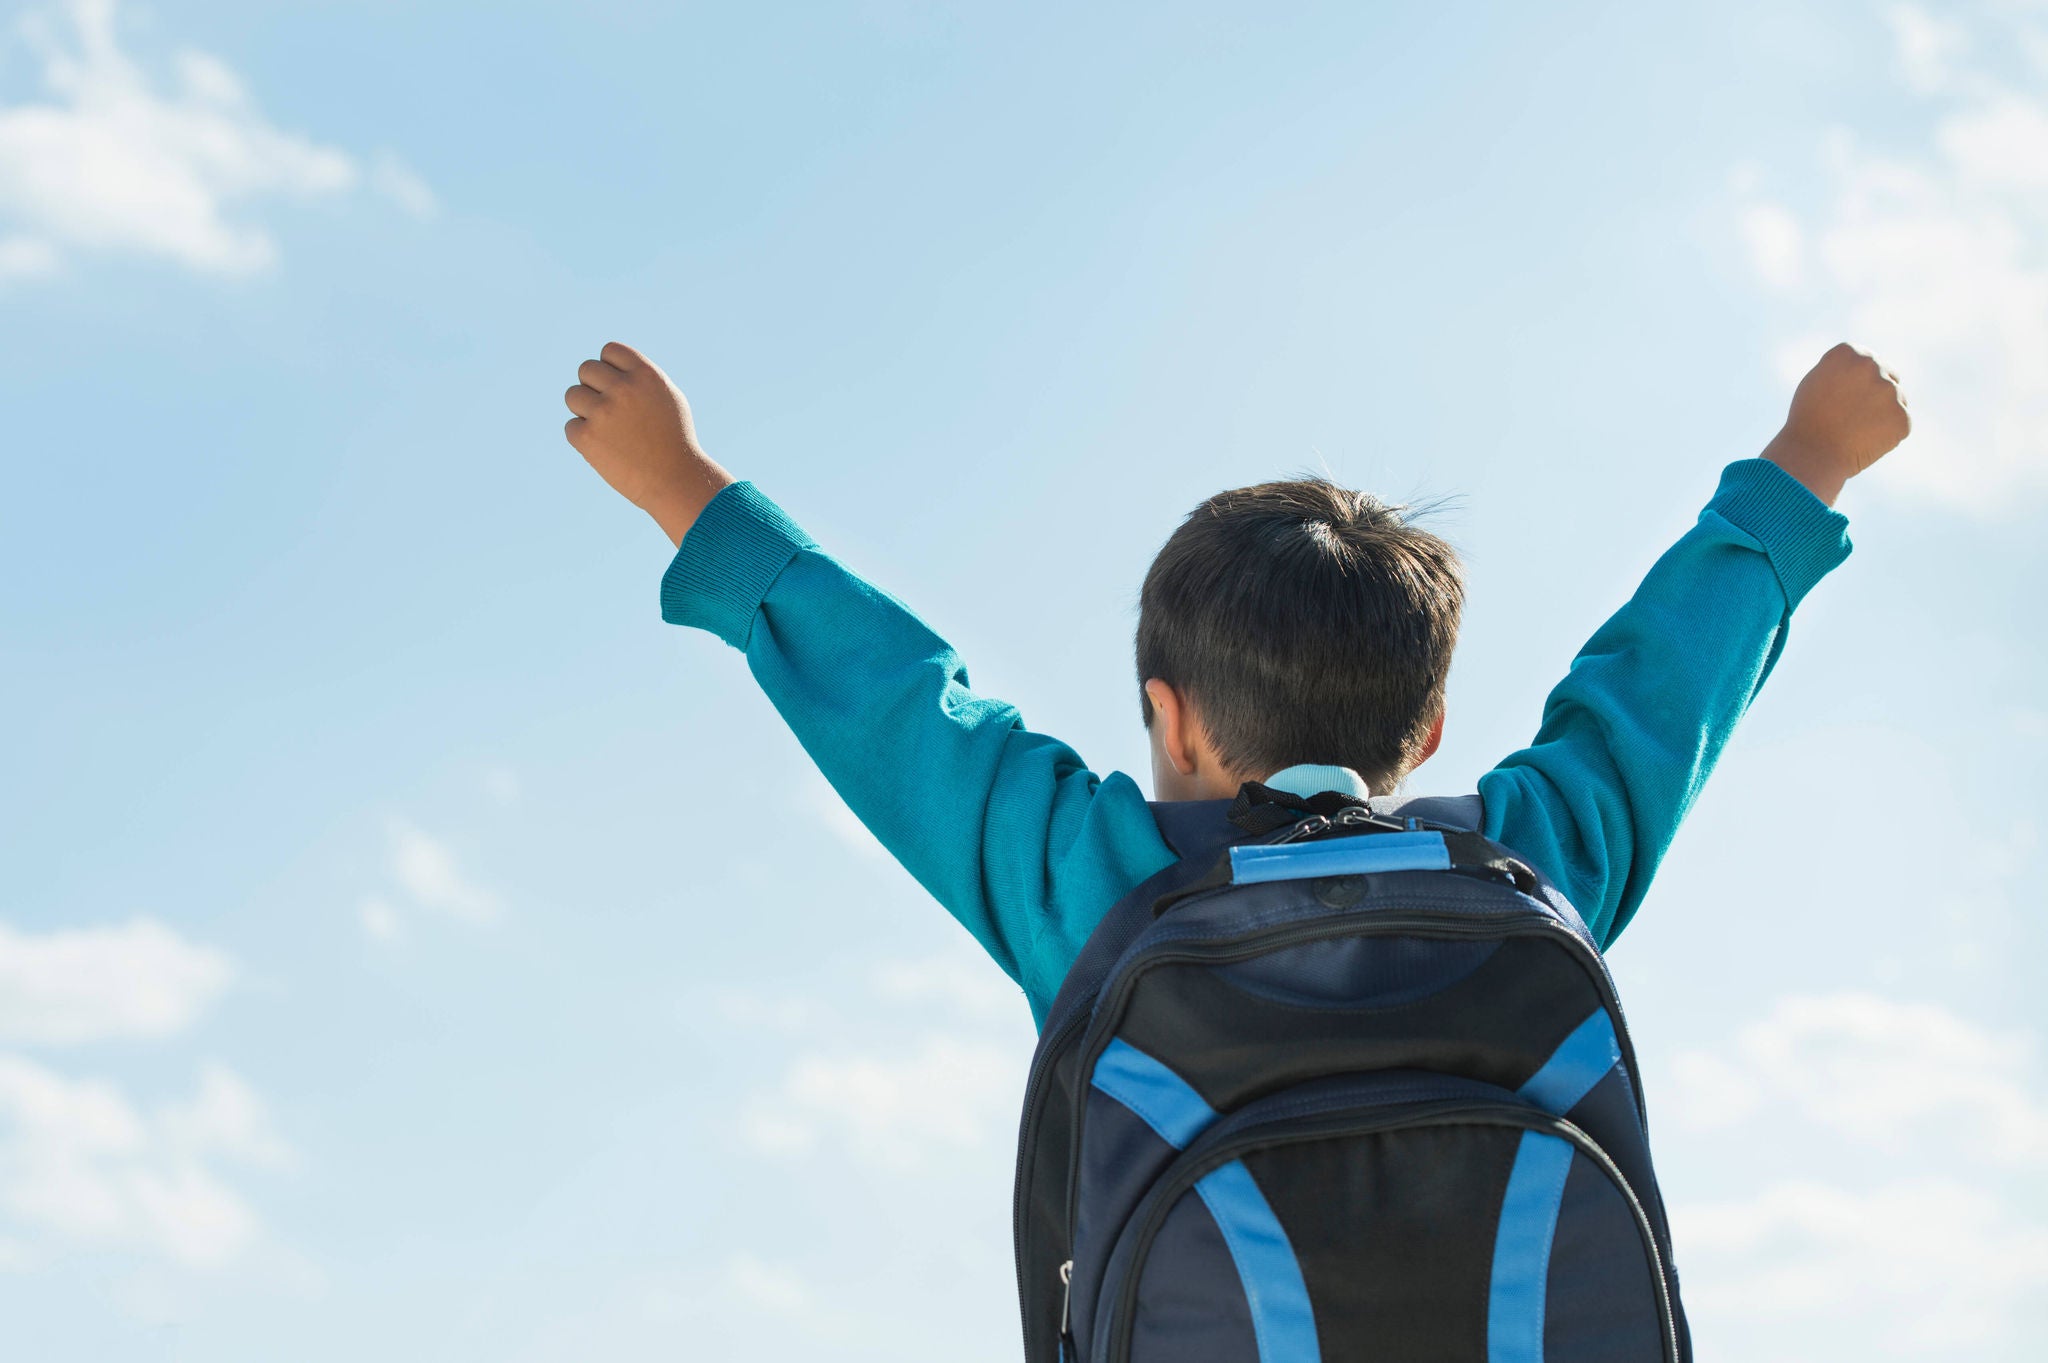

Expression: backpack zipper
xmin=1015 ymin=1004 xmax=1089 ymax=1362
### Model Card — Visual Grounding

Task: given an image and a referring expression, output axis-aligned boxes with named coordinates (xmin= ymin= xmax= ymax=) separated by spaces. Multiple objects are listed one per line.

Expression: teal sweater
xmin=661 ymin=461 xmax=1851 ymax=1028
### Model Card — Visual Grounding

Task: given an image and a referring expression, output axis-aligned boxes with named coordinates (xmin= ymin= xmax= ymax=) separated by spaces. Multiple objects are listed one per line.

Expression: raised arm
xmin=1478 ymin=343 xmax=1911 ymax=945
xmin=563 ymin=344 xmax=1175 ymax=1021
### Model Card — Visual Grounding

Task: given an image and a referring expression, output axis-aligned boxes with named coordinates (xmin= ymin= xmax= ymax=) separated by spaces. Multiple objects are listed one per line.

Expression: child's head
xmin=1137 ymin=476 xmax=1464 ymax=801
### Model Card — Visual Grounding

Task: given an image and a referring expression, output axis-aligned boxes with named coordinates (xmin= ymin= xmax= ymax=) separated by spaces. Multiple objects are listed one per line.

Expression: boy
xmin=562 ymin=341 xmax=1909 ymax=1027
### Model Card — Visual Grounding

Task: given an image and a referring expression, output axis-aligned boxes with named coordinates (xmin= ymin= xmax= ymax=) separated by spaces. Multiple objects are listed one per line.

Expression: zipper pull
xmin=1059 ymin=1258 xmax=1074 ymax=1339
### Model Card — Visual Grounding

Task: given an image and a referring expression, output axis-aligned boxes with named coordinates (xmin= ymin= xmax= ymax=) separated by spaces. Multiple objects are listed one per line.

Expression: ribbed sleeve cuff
xmin=659 ymin=481 xmax=816 ymax=648
xmin=1705 ymin=458 xmax=1853 ymax=611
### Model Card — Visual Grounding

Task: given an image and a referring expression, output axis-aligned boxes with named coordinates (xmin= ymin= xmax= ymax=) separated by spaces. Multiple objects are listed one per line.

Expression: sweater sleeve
xmin=1477 ymin=459 xmax=1852 ymax=946
xmin=661 ymin=482 xmax=1177 ymax=1019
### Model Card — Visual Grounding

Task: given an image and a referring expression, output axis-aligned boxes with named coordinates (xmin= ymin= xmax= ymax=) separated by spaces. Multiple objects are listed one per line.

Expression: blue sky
xmin=1 ymin=0 xmax=2044 ymax=1357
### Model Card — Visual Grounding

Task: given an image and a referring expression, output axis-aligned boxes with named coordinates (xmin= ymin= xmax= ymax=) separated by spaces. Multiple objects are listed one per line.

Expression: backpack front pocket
xmin=1082 ymin=1075 xmax=1676 ymax=1363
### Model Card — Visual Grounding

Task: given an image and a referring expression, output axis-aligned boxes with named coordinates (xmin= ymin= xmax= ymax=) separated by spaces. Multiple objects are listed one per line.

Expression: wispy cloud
xmin=724 ymin=1252 xmax=816 ymax=1314
xmin=0 ymin=915 xmax=290 ymax=1272
xmin=1886 ymin=2 xmax=1970 ymax=96
xmin=0 ymin=917 xmax=232 ymax=1047
xmin=0 ymin=1055 xmax=291 ymax=1269
xmin=359 ymin=820 xmax=502 ymax=940
xmin=1670 ymin=991 xmax=2048 ymax=1168
xmin=733 ymin=948 xmax=1032 ymax=1168
xmin=871 ymin=948 xmax=1023 ymax=1020
xmin=387 ymin=821 xmax=501 ymax=925
xmin=1677 ymin=1178 xmax=2048 ymax=1355
xmin=740 ymin=1033 xmax=1021 ymax=1165
xmin=1669 ymin=990 xmax=2048 ymax=1357
xmin=626 ymin=1252 xmax=856 ymax=1345
xmin=0 ymin=0 xmax=434 ymax=283
xmin=357 ymin=895 xmax=402 ymax=944
xmin=1733 ymin=1 xmax=2048 ymax=514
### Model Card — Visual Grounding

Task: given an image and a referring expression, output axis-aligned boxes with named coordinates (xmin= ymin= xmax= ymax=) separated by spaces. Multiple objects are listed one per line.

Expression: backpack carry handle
xmin=1225 ymin=779 xmax=1384 ymax=835
xmin=1154 ymin=785 xmax=1540 ymax=915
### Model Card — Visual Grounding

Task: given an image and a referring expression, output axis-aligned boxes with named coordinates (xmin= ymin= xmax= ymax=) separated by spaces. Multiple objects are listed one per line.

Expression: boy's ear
xmin=1143 ymin=678 xmax=1199 ymax=777
xmin=1417 ymin=709 xmax=1446 ymax=764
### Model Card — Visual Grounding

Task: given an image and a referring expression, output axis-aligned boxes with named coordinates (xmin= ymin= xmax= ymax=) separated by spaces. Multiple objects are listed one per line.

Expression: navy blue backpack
xmin=1012 ymin=783 xmax=1690 ymax=1363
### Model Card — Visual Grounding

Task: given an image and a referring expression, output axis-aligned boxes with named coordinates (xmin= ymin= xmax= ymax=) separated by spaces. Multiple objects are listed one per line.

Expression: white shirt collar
xmin=1260 ymin=763 xmax=1371 ymax=802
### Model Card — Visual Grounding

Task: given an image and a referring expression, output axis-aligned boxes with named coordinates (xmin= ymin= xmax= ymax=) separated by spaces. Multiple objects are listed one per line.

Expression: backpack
xmin=1012 ymin=783 xmax=1691 ymax=1363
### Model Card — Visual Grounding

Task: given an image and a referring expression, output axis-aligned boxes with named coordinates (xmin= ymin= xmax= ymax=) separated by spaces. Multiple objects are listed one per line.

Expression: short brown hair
xmin=1136 ymin=477 xmax=1464 ymax=794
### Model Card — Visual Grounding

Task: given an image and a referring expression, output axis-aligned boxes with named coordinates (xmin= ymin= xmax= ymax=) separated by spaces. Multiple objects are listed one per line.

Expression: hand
xmin=1761 ymin=342 xmax=1912 ymax=506
xmin=564 ymin=342 xmax=735 ymax=545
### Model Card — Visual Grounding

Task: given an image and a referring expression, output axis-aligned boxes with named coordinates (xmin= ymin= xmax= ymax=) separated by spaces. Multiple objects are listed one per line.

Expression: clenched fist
xmin=564 ymin=342 xmax=734 ymax=546
xmin=1762 ymin=343 xmax=1912 ymax=506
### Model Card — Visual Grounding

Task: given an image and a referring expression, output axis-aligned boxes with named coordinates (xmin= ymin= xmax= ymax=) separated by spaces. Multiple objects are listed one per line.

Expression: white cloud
xmin=1736 ymin=3 xmax=2048 ymax=514
xmin=0 ymin=915 xmax=285 ymax=1278
xmin=0 ymin=1054 xmax=290 ymax=1268
xmin=741 ymin=1033 xmax=1021 ymax=1166
xmin=0 ymin=0 xmax=431 ymax=282
xmin=0 ymin=917 xmax=232 ymax=1047
xmin=0 ymin=233 xmax=56 ymax=278
xmin=159 ymin=1063 xmax=294 ymax=1171
xmin=387 ymin=820 xmax=501 ymax=925
xmin=1884 ymin=3 xmax=1971 ymax=96
xmin=1665 ymin=990 xmax=2048 ymax=1357
xmin=356 ymin=817 xmax=503 ymax=939
xmin=1677 ymin=1178 xmax=2048 ymax=1355
xmin=357 ymin=895 xmax=401 ymax=944
xmin=367 ymin=149 xmax=437 ymax=221
xmin=1938 ymin=92 xmax=2048 ymax=189
xmin=1739 ymin=202 xmax=1803 ymax=288
xmin=733 ymin=946 xmax=1034 ymax=1166
xmin=725 ymin=1252 xmax=814 ymax=1314
xmin=1670 ymin=992 xmax=2048 ymax=1168
xmin=627 ymin=1253 xmax=853 ymax=1343
xmin=871 ymin=949 xmax=1021 ymax=1019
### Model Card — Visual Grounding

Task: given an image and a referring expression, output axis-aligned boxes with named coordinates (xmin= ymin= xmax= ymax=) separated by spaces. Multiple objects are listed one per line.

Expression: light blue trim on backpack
xmin=1487 ymin=1130 xmax=1574 ymax=1363
xmin=1229 ymin=831 xmax=1451 ymax=883
xmin=1090 ymin=1037 xmax=1220 ymax=1150
xmin=1093 ymin=1043 xmax=1319 ymax=1359
xmin=1195 ymin=1159 xmax=1323 ymax=1363
xmin=1517 ymin=1009 xmax=1622 ymax=1115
